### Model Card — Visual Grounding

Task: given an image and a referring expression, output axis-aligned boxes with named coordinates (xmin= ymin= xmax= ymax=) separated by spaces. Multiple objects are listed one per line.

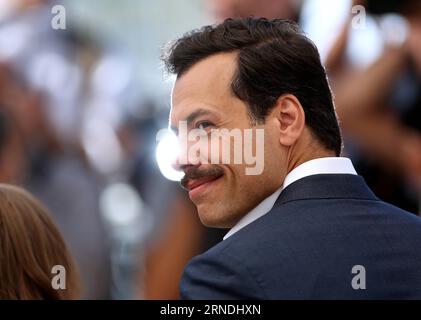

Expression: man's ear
xmin=271 ymin=94 xmax=305 ymax=147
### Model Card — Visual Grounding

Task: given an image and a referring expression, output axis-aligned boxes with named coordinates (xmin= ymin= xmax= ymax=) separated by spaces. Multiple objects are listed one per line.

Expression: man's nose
xmin=172 ymin=156 xmax=199 ymax=175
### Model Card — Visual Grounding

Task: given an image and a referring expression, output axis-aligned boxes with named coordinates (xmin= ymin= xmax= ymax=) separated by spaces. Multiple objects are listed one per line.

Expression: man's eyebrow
xmin=170 ymin=108 xmax=216 ymax=134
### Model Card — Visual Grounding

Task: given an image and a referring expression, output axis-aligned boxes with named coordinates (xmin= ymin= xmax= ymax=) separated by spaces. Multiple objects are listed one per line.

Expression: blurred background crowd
xmin=0 ymin=0 xmax=420 ymax=299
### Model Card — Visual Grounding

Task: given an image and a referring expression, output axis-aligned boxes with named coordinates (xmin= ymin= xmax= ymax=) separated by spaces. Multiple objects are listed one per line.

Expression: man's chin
xmin=196 ymin=204 xmax=239 ymax=229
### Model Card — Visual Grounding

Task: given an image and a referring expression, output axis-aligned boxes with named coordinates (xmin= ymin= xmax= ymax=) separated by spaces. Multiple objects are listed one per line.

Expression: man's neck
xmin=286 ymin=148 xmax=337 ymax=177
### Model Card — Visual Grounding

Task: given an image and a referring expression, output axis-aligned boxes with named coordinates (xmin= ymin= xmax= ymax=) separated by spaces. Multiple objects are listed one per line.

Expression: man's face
xmin=170 ymin=52 xmax=286 ymax=228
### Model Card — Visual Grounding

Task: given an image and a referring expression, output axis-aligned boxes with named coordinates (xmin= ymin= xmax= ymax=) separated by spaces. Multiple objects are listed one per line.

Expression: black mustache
xmin=180 ymin=166 xmax=224 ymax=190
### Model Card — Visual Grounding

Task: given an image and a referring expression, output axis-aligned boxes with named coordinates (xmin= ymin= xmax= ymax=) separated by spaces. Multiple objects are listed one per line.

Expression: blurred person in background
xmin=0 ymin=0 xmax=111 ymax=298
xmin=0 ymin=183 xmax=80 ymax=299
xmin=305 ymin=0 xmax=421 ymax=213
xmin=0 ymin=0 xmax=212 ymax=300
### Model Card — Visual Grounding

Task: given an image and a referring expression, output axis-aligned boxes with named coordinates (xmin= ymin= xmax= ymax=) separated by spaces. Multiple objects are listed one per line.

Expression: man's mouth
xmin=183 ymin=173 xmax=223 ymax=200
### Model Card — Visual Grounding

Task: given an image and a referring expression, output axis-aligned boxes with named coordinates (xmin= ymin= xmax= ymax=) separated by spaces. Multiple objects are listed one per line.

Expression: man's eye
xmin=197 ymin=121 xmax=213 ymax=130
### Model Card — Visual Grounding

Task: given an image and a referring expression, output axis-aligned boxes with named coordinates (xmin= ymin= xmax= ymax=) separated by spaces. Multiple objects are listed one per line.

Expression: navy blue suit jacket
xmin=180 ymin=174 xmax=421 ymax=299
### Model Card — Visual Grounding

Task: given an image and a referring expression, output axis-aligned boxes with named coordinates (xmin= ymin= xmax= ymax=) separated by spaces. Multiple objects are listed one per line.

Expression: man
xmin=164 ymin=17 xmax=421 ymax=299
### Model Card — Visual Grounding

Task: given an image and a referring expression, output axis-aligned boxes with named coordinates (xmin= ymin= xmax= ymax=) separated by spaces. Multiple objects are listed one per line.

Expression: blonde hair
xmin=0 ymin=184 xmax=80 ymax=299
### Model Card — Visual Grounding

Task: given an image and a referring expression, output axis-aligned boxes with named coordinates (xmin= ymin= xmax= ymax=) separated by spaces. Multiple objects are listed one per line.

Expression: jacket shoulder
xmin=180 ymin=239 xmax=268 ymax=299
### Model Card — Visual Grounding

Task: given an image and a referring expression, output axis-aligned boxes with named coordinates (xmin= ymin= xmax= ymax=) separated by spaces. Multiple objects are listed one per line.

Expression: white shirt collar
xmin=223 ymin=157 xmax=357 ymax=240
